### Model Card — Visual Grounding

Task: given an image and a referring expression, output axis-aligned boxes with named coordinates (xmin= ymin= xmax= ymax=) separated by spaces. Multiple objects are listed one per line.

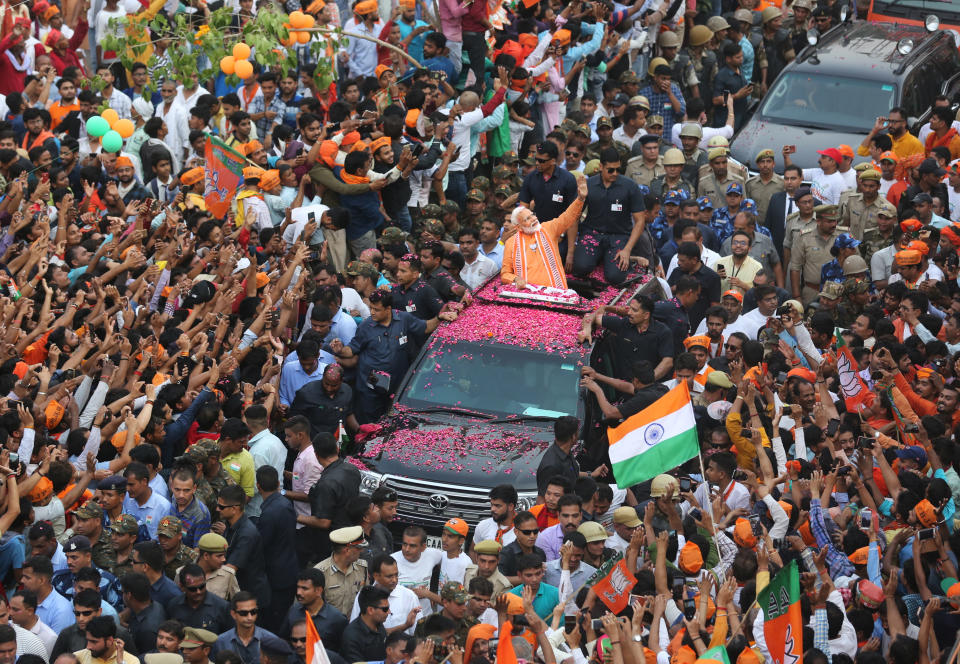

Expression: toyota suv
xmin=345 ymin=273 xmax=664 ymax=538
xmin=730 ymin=21 xmax=960 ymax=170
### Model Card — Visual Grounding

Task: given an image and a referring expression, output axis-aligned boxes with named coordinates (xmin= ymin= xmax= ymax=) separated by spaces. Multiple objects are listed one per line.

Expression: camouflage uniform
xmin=109 ymin=514 xmax=139 ymax=580
xmin=413 ymin=582 xmax=476 ymax=647
xmin=74 ymin=502 xmax=117 ymax=572
xmin=585 ymin=138 xmax=631 ymax=165
xmin=165 ymin=544 xmax=199 ymax=580
xmin=860 ymin=228 xmax=896 ymax=261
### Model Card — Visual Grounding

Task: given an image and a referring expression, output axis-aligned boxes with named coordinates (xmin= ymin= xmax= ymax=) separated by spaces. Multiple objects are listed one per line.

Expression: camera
xmin=683 ymin=598 xmax=696 ymax=620
xmin=678 ymin=477 xmax=692 ymax=492
xmin=903 ymin=422 xmax=920 ymax=433
xmin=836 ymin=465 xmax=851 ymax=476
xmin=857 ymin=436 xmax=875 ymax=450
xmin=776 ymin=305 xmax=792 ymax=316
xmin=859 ymin=509 xmax=871 ymax=529
xmin=748 ymin=513 xmax=761 ymax=535
xmin=918 ymin=527 xmax=937 ymax=541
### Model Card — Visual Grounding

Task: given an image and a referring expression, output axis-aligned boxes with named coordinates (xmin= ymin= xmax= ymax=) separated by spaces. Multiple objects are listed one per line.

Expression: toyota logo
xmin=429 ymin=493 xmax=449 ymax=511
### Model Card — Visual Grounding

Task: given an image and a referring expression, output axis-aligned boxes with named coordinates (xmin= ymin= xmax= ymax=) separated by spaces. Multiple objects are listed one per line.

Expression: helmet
xmin=706 ymin=16 xmax=731 ymax=31
xmin=650 ymin=474 xmax=680 ymax=498
xmin=708 ymin=135 xmax=730 ymax=148
xmin=761 ymin=6 xmax=781 ymax=23
xmin=663 ymin=148 xmax=686 ymax=166
xmin=842 ymin=254 xmax=869 ymax=276
xmin=679 ymin=123 xmax=703 ymax=139
xmin=658 ymin=30 xmax=681 ymax=48
xmin=688 ymin=24 xmax=714 ymax=47
xmin=647 ymin=57 xmax=669 ymax=76
xmin=733 ymin=8 xmax=754 ymax=24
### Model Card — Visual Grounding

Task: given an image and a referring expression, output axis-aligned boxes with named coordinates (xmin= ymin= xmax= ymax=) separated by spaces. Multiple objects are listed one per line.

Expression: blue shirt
xmin=150 ymin=573 xmax=183 ymax=606
xmin=397 ymin=18 xmax=430 ymax=62
xmin=171 ymin=496 xmax=212 ymax=549
xmin=740 ymin=36 xmax=755 ymax=80
xmin=347 ymin=311 xmax=427 ymax=396
xmin=123 ymin=489 xmax=172 ymax=539
xmin=37 ymin=586 xmax=74 ymax=632
xmin=278 ymin=358 xmax=327 ymax=406
xmin=52 ymin=566 xmax=124 ymax=610
xmin=507 ymin=582 xmax=560 ymax=620
xmin=0 ymin=533 xmax=24 ymax=585
xmin=422 ymin=56 xmax=457 ymax=84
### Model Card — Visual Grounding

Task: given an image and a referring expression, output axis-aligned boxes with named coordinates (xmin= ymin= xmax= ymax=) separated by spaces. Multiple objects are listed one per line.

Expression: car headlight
xmin=359 ymin=470 xmax=384 ymax=494
xmin=516 ymin=491 xmax=538 ymax=512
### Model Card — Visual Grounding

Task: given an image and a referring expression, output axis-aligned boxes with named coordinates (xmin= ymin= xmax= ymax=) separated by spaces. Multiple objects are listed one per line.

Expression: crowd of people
xmin=0 ymin=2 xmax=954 ymax=664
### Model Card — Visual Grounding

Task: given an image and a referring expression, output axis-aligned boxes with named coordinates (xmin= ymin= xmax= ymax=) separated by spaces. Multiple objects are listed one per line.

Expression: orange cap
xmin=319 ymin=140 xmax=338 ymax=168
xmin=733 ymin=518 xmax=757 ymax=548
xmin=405 ymin=108 xmax=420 ymax=129
xmin=879 ymin=150 xmax=898 ymax=163
xmin=255 ymin=272 xmax=270 ymax=289
xmin=848 ymin=546 xmax=869 ymax=566
xmin=503 ymin=592 xmax=524 ymax=615
xmin=340 ymin=131 xmax=361 ymax=148
xmin=110 ymin=430 xmax=140 ymax=450
xmin=115 ymin=156 xmax=133 ymax=169
xmin=683 ymin=335 xmax=711 ymax=351
xmin=906 ymin=240 xmax=930 ymax=256
xmin=737 ymin=648 xmax=761 ymax=664
xmin=45 ymin=401 xmax=65 ymax=429
xmin=369 ymin=136 xmax=392 ymax=155
xmin=678 ymin=540 xmax=703 ymax=574
xmin=552 ymin=29 xmax=571 ymax=46
xmin=787 ymin=367 xmax=816 ymax=383
xmin=837 ymin=144 xmax=854 ymax=159
xmin=444 ymin=518 xmax=469 ymax=537
xmin=722 ymin=289 xmax=743 ymax=303
xmin=28 ymin=477 xmax=53 ymax=503
xmin=242 ymin=140 xmax=263 ymax=156
xmin=895 ymin=249 xmax=922 ymax=267
xmin=354 ymin=0 xmax=377 ymax=14
xmin=798 ymin=519 xmax=816 ymax=546
xmin=181 ymin=167 xmax=204 ymax=186
xmin=242 ymin=166 xmax=264 ymax=181
xmin=900 ymin=218 xmax=923 ymax=234
xmin=375 ymin=64 xmax=391 ymax=79
xmin=915 ymin=498 xmax=939 ymax=527
xmin=260 ymin=170 xmax=281 ymax=191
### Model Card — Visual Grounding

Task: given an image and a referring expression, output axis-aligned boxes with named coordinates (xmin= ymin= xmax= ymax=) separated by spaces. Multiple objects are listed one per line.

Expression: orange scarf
xmin=340 ymin=170 xmax=370 ymax=185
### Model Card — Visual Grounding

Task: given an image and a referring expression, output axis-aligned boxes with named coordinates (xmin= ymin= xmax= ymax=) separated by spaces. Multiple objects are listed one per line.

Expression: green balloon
xmin=101 ymin=130 xmax=123 ymax=153
xmin=86 ymin=116 xmax=110 ymax=138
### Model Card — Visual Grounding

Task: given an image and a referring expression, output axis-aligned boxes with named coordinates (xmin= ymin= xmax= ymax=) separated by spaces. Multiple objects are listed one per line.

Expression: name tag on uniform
xmin=552 ymin=193 xmax=563 ymax=202
xmin=406 ymin=304 xmax=417 ymax=312
xmin=611 ymin=203 xmax=623 ymax=212
xmin=399 ymin=335 xmax=408 ymax=346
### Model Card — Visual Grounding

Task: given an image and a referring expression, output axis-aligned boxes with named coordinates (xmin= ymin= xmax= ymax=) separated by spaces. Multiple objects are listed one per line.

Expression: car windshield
xmin=872 ymin=0 xmax=960 ymax=21
xmin=399 ymin=341 xmax=581 ymax=417
xmin=759 ymin=72 xmax=897 ymax=131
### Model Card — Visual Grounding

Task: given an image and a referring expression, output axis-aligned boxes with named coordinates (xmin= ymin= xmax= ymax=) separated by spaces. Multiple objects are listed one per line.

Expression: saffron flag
xmin=496 ymin=621 xmax=518 ymax=664
xmin=591 ymin=558 xmax=637 ymax=614
xmin=607 ymin=381 xmax=699 ymax=489
xmin=756 ymin=560 xmax=803 ymax=664
xmin=305 ymin=610 xmax=331 ymax=664
xmin=836 ymin=333 xmax=873 ymax=414
xmin=696 ymin=646 xmax=731 ymax=664
xmin=204 ymin=136 xmax=245 ymax=219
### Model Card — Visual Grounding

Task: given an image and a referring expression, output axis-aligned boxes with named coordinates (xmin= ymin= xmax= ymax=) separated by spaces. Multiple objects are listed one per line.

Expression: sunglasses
xmin=535 ymin=157 xmax=551 ymax=163
xmin=604 ymin=167 xmax=618 ymax=173
xmin=185 ymin=584 xmax=206 ymax=592
xmin=235 ymin=608 xmax=259 ymax=616
xmin=374 ymin=605 xmax=391 ymax=612
xmin=217 ymin=504 xmax=238 ymax=511
xmin=74 ymin=609 xmax=94 ymax=616
xmin=518 ymin=528 xmax=539 ymax=535
xmin=565 ymin=151 xmax=579 ymax=156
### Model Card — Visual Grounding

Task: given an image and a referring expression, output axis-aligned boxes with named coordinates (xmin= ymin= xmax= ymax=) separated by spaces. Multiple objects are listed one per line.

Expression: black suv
xmin=731 ymin=21 xmax=960 ymax=169
xmin=345 ymin=274 xmax=664 ymax=536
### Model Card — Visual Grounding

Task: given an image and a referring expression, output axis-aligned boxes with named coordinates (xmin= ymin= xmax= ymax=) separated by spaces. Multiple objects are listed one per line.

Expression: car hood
xmin=354 ymin=421 xmax=551 ymax=487
xmin=731 ymin=118 xmax=869 ymax=171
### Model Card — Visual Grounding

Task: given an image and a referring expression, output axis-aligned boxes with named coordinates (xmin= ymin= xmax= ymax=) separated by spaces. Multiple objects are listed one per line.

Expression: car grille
xmin=384 ymin=474 xmax=491 ymax=527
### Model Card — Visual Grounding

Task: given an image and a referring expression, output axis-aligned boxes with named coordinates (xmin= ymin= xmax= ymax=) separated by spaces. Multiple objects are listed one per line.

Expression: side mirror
xmin=807 ymin=28 xmax=820 ymax=46
xmin=839 ymin=5 xmax=849 ymax=22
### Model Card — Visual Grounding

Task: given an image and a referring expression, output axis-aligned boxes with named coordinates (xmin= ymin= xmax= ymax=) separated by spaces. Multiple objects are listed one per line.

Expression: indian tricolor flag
xmin=696 ymin=646 xmax=731 ymax=664
xmin=305 ymin=610 xmax=331 ymax=664
xmin=607 ymin=381 xmax=699 ymax=489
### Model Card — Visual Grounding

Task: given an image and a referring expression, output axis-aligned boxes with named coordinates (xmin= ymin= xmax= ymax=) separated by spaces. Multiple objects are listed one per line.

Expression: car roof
xmin=430 ymin=273 xmax=654 ymax=355
xmin=792 ymin=21 xmax=946 ymax=78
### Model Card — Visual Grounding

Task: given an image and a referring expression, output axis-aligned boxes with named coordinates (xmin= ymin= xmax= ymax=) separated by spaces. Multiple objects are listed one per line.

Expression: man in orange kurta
xmin=501 ymin=175 xmax=587 ymax=289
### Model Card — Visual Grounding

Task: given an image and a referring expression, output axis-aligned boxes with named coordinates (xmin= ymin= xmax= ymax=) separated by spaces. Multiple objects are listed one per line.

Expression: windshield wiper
xmin=403 ymin=406 xmax=496 ymax=419
xmin=488 ymin=414 xmax=561 ymax=424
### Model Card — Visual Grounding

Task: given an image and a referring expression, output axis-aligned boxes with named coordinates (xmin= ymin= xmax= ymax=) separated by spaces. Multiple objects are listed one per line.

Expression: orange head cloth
xmin=798 ymin=519 xmax=816 ymax=546
xmin=895 ymin=153 xmax=925 ymax=182
xmin=256 ymin=272 xmax=270 ymax=289
xmin=260 ymin=170 xmax=281 ymax=191
xmin=787 ymin=367 xmax=816 ymax=383
xmin=678 ymin=540 xmax=703 ymax=574
xmin=737 ymin=648 xmax=762 ymax=664
xmin=915 ymin=367 xmax=934 ymax=380
xmin=915 ymin=498 xmax=939 ymax=527
xmin=43 ymin=5 xmax=59 ymax=20
xmin=405 ymin=108 xmax=420 ymax=129
xmin=369 ymin=136 xmax=392 ymax=156
xmin=375 ymin=64 xmax=391 ymax=79
xmin=319 ymin=140 xmax=339 ymax=168
xmin=907 ymin=240 xmax=930 ymax=256
xmin=499 ymin=40 xmax=523 ymax=63
xmin=895 ymin=249 xmax=922 ymax=267
xmin=848 ymin=546 xmax=869 ymax=566
xmin=242 ymin=166 xmax=264 ymax=182
xmin=899 ymin=217 xmax=923 ymax=235
xmin=111 ymin=430 xmax=140 ymax=450
xmin=306 ymin=0 xmax=325 ymax=12
xmin=181 ymin=167 xmax=204 ymax=186
xmin=552 ymin=29 xmax=571 ymax=46
xmin=733 ymin=517 xmax=757 ymax=548
xmin=354 ymin=0 xmax=378 ymax=14
xmin=44 ymin=29 xmax=62 ymax=47
xmin=28 ymin=477 xmax=53 ymax=503
xmin=340 ymin=131 xmax=361 ymax=149
xmin=242 ymin=140 xmax=263 ymax=156
xmin=942 ymin=225 xmax=960 ymax=247
xmin=518 ymin=33 xmax=538 ymax=58
xmin=399 ymin=0 xmax=415 ymax=8
xmin=45 ymin=401 xmax=65 ymax=429
xmin=464 ymin=624 xmax=496 ymax=664
xmin=12 ymin=362 xmax=27 ymax=380
xmin=115 ymin=156 xmax=133 ymax=169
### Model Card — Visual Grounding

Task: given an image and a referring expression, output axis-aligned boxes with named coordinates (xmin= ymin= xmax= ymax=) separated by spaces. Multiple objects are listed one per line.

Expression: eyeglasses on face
xmin=517 ymin=528 xmax=539 ymax=535
xmin=74 ymin=609 xmax=95 ymax=616
xmin=374 ymin=605 xmax=391 ymax=612
xmin=535 ymin=157 xmax=551 ymax=163
xmin=235 ymin=608 xmax=259 ymax=616
xmin=217 ymin=503 xmax=239 ymax=511
xmin=290 ymin=637 xmax=307 ymax=643
xmin=565 ymin=151 xmax=579 ymax=157
xmin=185 ymin=584 xmax=206 ymax=592
xmin=604 ymin=167 xmax=618 ymax=173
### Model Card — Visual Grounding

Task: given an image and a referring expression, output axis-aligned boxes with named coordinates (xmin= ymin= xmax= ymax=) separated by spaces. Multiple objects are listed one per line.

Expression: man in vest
xmin=683 ymin=335 xmax=715 ymax=390
xmin=22 ymin=108 xmax=57 ymax=155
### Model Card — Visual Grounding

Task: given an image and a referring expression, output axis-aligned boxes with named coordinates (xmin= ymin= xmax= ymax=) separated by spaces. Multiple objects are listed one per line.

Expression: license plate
xmin=426 ymin=535 xmax=443 ymax=549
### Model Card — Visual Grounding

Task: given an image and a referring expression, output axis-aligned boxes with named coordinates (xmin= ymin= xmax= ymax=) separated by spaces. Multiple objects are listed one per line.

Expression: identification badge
xmin=611 ymin=203 xmax=623 ymax=212
xmin=399 ymin=335 xmax=408 ymax=346
xmin=406 ymin=304 xmax=416 ymax=312
xmin=229 ymin=462 xmax=241 ymax=472
xmin=552 ymin=193 xmax=563 ymax=202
